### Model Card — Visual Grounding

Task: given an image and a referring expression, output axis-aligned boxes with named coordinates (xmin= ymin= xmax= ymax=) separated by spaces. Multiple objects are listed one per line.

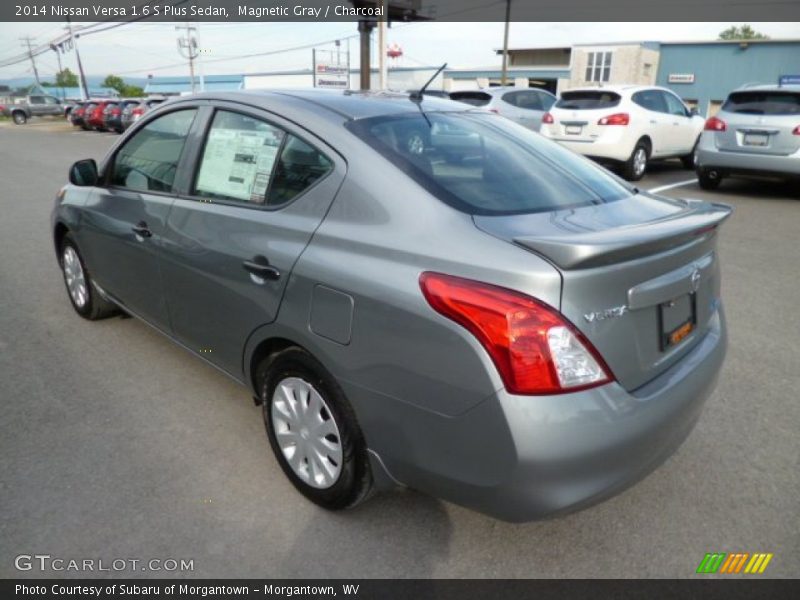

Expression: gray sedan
xmin=51 ymin=90 xmax=730 ymax=521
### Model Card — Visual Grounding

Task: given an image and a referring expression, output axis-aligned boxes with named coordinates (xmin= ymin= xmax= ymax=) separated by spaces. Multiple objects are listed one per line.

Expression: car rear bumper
xmin=361 ymin=306 xmax=726 ymax=522
xmin=543 ymin=135 xmax=633 ymax=163
xmin=697 ymin=139 xmax=800 ymax=178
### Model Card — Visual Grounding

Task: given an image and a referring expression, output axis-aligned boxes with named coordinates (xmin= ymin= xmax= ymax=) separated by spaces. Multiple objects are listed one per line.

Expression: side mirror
xmin=69 ymin=159 xmax=98 ymax=186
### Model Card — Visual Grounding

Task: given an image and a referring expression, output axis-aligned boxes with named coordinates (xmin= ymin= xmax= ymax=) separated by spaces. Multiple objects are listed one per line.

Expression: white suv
xmin=540 ymin=85 xmax=705 ymax=180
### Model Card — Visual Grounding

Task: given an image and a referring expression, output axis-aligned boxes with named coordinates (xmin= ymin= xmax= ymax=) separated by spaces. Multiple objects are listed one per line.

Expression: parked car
xmin=540 ymin=85 xmax=705 ymax=180
xmin=120 ymin=97 xmax=165 ymax=131
xmin=86 ymin=99 xmax=116 ymax=131
xmin=1 ymin=94 xmax=64 ymax=124
xmin=52 ymin=90 xmax=730 ymax=522
xmin=696 ymin=85 xmax=800 ymax=189
xmin=449 ymin=87 xmax=556 ymax=132
xmin=102 ymin=100 xmax=127 ymax=134
xmin=67 ymin=100 xmax=86 ymax=126
xmin=79 ymin=101 xmax=98 ymax=130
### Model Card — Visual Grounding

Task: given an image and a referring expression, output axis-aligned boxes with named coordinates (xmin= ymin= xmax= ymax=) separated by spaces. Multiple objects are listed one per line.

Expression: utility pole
xmin=378 ymin=0 xmax=387 ymax=90
xmin=20 ymin=36 xmax=41 ymax=85
xmin=65 ymin=18 xmax=89 ymax=100
xmin=500 ymin=0 xmax=511 ymax=86
xmin=175 ymin=24 xmax=199 ymax=94
xmin=50 ymin=43 xmax=64 ymax=99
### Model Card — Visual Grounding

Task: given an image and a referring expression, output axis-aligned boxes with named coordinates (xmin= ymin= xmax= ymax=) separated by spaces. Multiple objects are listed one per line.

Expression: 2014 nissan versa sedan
xmin=52 ymin=90 xmax=731 ymax=521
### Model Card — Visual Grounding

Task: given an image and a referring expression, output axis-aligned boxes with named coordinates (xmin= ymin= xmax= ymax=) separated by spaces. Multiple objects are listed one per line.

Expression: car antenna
xmin=410 ymin=63 xmax=447 ymax=103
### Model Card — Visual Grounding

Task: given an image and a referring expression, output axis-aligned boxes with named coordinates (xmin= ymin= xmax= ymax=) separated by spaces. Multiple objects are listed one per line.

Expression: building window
xmin=585 ymin=51 xmax=612 ymax=83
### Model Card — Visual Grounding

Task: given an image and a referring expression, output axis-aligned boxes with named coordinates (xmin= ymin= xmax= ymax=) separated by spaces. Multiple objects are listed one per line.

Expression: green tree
xmin=102 ymin=74 xmax=126 ymax=93
xmin=55 ymin=68 xmax=79 ymax=87
xmin=719 ymin=25 xmax=769 ymax=40
xmin=120 ymin=84 xmax=145 ymax=97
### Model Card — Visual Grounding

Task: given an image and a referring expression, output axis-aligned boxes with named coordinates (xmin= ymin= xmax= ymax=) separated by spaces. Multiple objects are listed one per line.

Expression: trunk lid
xmin=714 ymin=90 xmax=800 ymax=156
xmin=474 ymin=194 xmax=732 ymax=391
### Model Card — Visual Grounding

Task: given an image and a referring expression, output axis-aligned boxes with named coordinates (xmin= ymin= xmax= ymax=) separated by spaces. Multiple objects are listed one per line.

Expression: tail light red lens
xmin=598 ymin=113 xmax=629 ymax=126
xmin=488 ymin=108 xmax=499 ymax=114
xmin=112 ymin=108 xmax=121 ymax=116
xmin=542 ymin=112 xmax=554 ymax=124
xmin=792 ymin=125 xmax=800 ymax=136
xmin=132 ymin=107 xmax=144 ymax=116
xmin=704 ymin=116 xmax=727 ymax=131
xmin=419 ymin=273 xmax=613 ymax=395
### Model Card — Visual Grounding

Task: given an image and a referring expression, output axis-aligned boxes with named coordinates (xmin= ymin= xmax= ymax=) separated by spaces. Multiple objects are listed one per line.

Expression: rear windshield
xmin=346 ymin=112 xmax=631 ymax=216
xmin=556 ymin=91 xmax=621 ymax=110
xmin=722 ymin=91 xmax=800 ymax=115
xmin=449 ymin=91 xmax=492 ymax=107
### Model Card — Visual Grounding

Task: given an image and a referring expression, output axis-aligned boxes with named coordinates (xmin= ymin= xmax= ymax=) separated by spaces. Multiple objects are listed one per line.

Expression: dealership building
xmin=140 ymin=38 xmax=800 ymax=117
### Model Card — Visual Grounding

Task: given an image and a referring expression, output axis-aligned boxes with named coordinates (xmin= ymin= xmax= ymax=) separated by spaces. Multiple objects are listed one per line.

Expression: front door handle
xmin=131 ymin=221 xmax=152 ymax=238
xmin=243 ymin=257 xmax=280 ymax=282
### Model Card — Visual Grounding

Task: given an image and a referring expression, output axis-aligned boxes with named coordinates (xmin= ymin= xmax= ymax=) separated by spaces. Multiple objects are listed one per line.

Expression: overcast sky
xmin=0 ymin=21 xmax=798 ymax=81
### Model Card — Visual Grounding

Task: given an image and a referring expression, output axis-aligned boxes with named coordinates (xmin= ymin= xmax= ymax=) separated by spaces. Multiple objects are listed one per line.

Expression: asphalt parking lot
xmin=1 ymin=119 xmax=798 ymax=579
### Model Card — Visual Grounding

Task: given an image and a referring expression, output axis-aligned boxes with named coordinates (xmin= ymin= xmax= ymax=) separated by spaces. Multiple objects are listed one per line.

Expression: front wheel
xmin=59 ymin=233 xmax=118 ymax=320
xmin=622 ymin=140 xmax=649 ymax=181
xmin=681 ymin=137 xmax=700 ymax=169
xmin=262 ymin=347 xmax=373 ymax=511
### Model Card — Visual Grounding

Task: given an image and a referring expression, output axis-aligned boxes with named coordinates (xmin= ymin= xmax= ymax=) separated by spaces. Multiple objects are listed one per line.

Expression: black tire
xmin=697 ymin=168 xmax=723 ymax=191
xmin=12 ymin=111 xmax=27 ymax=125
xmin=59 ymin=233 xmax=118 ymax=320
xmin=261 ymin=347 xmax=373 ymax=511
xmin=622 ymin=139 xmax=649 ymax=181
xmin=681 ymin=137 xmax=700 ymax=169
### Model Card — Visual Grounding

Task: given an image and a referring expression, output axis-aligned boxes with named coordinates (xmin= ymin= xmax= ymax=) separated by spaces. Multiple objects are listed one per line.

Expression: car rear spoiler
xmin=514 ymin=201 xmax=733 ymax=270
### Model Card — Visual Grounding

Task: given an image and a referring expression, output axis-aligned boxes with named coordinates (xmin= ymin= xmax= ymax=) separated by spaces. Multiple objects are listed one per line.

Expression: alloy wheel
xmin=62 ymin=246 xmax=88 ymax=308
xmin=633 ymin=147 xmax=647 ymax=177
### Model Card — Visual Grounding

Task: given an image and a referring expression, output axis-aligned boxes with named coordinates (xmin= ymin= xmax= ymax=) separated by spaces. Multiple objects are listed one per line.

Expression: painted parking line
xmin=648 ymin=178 xmax=698 ymax=194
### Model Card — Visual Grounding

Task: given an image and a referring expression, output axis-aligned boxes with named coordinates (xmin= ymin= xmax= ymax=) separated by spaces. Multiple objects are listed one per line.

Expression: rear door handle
xmin=243 ymin=257 xmax=280 ymax=282
xmin=131 ymin=222 xmax=152 ymax=238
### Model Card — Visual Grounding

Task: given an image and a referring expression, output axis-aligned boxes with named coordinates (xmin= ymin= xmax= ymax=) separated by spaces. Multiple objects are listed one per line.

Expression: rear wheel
xmin=262 ymin=347 xmax=373 ymax=511
xmin=59 ymin=233 xmax=118 ymax=320
xmin=681 ymin=137 xmax=700 ymax=169
xmin=697 ymin=168 xmax=723 ymax=190
xmin=12 ymin=111 xmax=27 ymax=125
xmin=622 ymin=140 xmax=649 ymax=181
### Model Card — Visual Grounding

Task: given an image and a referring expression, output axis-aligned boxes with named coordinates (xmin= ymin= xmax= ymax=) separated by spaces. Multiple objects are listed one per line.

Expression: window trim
xmin=103 ymin=106 xmax=200 ymax=199
xmin=181 ymin=105 xmax=336 ymax=212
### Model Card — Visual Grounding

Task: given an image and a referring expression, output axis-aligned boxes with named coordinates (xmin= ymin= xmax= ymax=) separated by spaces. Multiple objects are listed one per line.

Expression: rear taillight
xmin=132 ymin=107 xmax=144 ymax=116
xmin=488 ymin=108 xmax=499 ymax=114
xmin=598 ymin=113 xmax=629 ymax=126
xmin=112 ymin=108 xmax=121 ymax=116
xmin=419 ymin=273 xmax=613 ymax=395
xmin=704 ymin=116 xmax=727 ymax=131
xmin=542 ymin=112 xmax=554 ymax=124
xmin=792 ymin=125 xmax=800 ymax=136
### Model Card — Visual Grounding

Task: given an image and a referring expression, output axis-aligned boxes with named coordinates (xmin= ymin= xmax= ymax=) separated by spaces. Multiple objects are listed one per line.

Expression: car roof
xmin=560 ymin=84 xmax=663 ymax=95
xmin=732 ymin=84 xmax=800 ymax=92
xmin=167 ymin=89 xmax=471 ymax=121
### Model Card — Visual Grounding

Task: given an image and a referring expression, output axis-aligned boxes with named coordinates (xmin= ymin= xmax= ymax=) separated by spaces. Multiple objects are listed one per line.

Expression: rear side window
xmin=502 ymin=90 xmax=543 ymax=110
xmin=110 ymin=109 xmax=196 ymax=193
xmin=556 ymin=91 xmax=621 ymax=110
xmin=449 ymin=91 xmax=493 ymax=107
xmin=193 ymin=110 xmax=332 ymax=207
xmin=346 ymin=112 xmax=631 ymax=216
xmin=722 ymin=91 xmax=800 ymax=115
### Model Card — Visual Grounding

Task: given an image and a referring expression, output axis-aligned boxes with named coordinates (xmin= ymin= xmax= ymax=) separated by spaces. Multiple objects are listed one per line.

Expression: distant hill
xmin=0 ymin=75 xmax=149 ymax=89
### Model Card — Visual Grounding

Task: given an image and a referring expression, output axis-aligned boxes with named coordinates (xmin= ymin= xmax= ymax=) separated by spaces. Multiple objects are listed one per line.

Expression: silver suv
xmin=449 ymin=87 xmax=556 ymax=132
xmin=696 ymin=85 xmax=800 ymax=189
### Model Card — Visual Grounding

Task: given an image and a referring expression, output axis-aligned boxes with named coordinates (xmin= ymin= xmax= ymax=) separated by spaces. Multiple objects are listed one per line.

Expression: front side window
xmin=585 ymin=52 xmax=612 ymax=83
xmin=663 ymin=92 xmax=689 ymax=117
xmin=347 ymin=112 xmax=631 ymax=216
xmin=44 ymin=96 xmax=60 ymax=105
xmin=110 ymin=109 xmax=196 ymax=193
xmin=193 ymin=110 xmax=332 ymax=206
